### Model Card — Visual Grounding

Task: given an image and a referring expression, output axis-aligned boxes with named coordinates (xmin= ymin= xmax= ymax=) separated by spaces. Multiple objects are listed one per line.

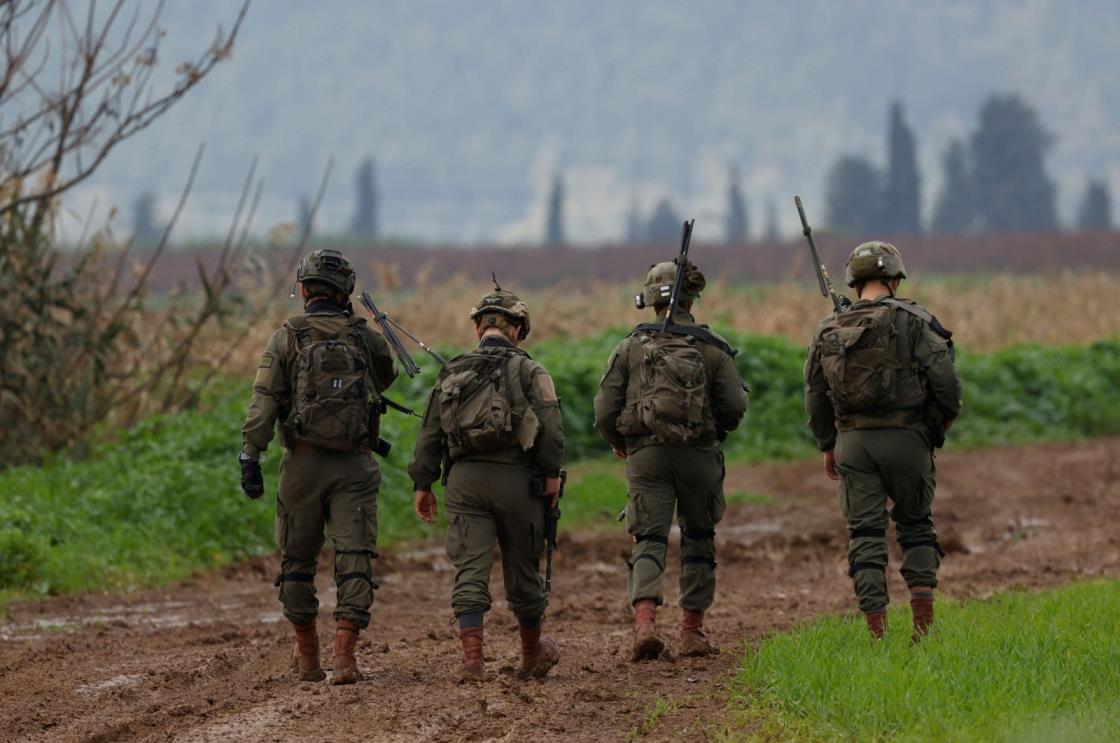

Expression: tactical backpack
xmin=619 ymin=330 xmax=713 ymax=447
xmin=817 ymin=301 xmax=923 ymax=415
xmin=437 ymin=349 xmax=530 ymax=456
xmin=285 ymin=316 xmax=372 ymax=450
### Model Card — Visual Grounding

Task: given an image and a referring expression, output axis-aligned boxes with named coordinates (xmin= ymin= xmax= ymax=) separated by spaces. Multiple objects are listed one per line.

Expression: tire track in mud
xmin=2 ymin=440 xmax=1118 ymax=742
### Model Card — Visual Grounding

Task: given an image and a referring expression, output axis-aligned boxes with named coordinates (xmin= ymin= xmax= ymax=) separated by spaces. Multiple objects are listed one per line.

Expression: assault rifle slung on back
xmin=794 ymin=196 xmax=851 ymax=314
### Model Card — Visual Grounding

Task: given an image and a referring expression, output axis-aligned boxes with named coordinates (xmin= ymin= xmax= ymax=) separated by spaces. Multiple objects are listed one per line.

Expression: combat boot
xmin=518 ymin=626 xmax=559 ymax=679
xmin=679 ymin=609 xmax=718 ymax=657
xmin=329 ymin=618 xmax=362 ymax=685
xmin=910 ymin=590 xmax=934 ymax=643
xmin=458 ymin=626 xmax=485 ymax=681
xmin=290 ymin=620 xmax=326 ymax=682
xmin=631 ymin=599 xmax=665 ymax=661
xmin=864 ymin=610 xmax=887 ymax=640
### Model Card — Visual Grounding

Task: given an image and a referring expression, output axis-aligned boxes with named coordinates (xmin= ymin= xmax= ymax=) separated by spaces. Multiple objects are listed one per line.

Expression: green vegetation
xmin=724 ymin=581 xmax=1120 ymax=742
xmin=1 ymin=332 xmax=1118 ymax=600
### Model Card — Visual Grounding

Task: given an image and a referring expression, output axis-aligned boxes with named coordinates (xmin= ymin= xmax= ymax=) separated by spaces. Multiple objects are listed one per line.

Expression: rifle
xmin=794 ymin=196 xmax=850 ymax=313
xmin=359 ymin=290 xmax=450 ymax=376
xmin=544 ymin=469 xmax=566 ymax=595
xmin=662 ymin=219 xmax=695 ymax=331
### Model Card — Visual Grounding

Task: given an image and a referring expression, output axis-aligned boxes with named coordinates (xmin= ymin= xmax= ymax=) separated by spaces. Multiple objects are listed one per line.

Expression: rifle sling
xmin=631 ymin=322 xmax=738 ymax=357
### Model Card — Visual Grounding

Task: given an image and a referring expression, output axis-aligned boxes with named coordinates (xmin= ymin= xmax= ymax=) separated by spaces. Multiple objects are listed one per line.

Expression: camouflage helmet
xmin=844 ymin=241 xmax=907 ymax=287
xmin=469 ymin=283 xmax=531 ymax=340
xmin=296 ymin=248 xmax=356 ymax=295
xmin=635 ymin=259 xmax=706 ymax=309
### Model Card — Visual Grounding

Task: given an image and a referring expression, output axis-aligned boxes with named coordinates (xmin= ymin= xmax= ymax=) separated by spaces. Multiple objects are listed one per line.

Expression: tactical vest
xmin=437 ymin=347 xmax=536 ymax=459
xmin=818 ymin=298 xmax=939 ymax=430
xmin=283 ymin=314 xmax=375 ymax=451
xmin=615 ymin=324 xmax=733 ymax=447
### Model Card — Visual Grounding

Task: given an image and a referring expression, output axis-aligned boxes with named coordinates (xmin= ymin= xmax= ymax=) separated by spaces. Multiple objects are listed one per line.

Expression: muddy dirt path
xmin=2 ymin=440 xmax=1118 ymax=742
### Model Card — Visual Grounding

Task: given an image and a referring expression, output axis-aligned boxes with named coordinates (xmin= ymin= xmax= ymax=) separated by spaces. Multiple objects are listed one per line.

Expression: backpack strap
xmin=880 ymin=298 xmax=953 ymax=341
xmin=631 ymin=322 xmax=737 ymax=357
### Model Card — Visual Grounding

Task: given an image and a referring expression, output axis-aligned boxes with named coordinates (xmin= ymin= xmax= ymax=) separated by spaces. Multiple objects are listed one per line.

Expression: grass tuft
xmin=726 ymin=581 xmax=1120 ymax=742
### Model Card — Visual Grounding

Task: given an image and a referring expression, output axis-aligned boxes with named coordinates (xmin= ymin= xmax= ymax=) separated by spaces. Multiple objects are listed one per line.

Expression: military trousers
xmin=444 ymin=461 xmax=547 ymax=622
xmin=624 ymin=445 xmax=726 ymax=611
xmin=835 ymin=427 xmax=941 ymax=613
xmin=274 ymin=446 xmax=380 ymax=628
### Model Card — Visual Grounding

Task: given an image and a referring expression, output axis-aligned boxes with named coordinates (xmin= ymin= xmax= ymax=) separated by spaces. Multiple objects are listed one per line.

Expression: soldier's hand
xmin=543 ymin=477 xmax=561 ymax=508
xmin=414 ymin=490 xmax=438 ymax=523
xmin=612 ymin=447 xmax=628 ymax=460
xmin=239 ymin=453 xmax=264 ymax=499
xmin=823 ymin=449 xmax=839 ymax=481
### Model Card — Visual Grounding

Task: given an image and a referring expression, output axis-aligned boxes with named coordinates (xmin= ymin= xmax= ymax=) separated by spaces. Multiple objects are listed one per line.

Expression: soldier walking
xmin=803 ymin=241 xmax=962 ymax=641
xmin=408 ymin=283 xmax=565 ymax=681
xmin=239 ymin=249 xmax=398 ymax=684
xmin=593 ymin=260 xmax=747 ymax=660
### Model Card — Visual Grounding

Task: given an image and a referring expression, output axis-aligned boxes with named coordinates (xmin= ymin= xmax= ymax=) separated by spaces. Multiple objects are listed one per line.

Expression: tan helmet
xmin=469 ymin=284 xmax=531 ymax=340
xmin=635 ymin=259 xmax=706 ymax=309
xmin=296 ymin=248 xmax=356 ymax=295
xmin=844 ymin=241 xmax=907 ymax=287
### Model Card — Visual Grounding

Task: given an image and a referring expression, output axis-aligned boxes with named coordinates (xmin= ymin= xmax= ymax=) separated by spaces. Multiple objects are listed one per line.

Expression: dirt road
xmin=2 ymin=440 xmax=1118 ymax=742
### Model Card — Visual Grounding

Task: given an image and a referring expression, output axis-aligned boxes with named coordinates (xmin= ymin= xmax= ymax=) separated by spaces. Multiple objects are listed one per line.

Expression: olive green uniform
xmin=242 ymin=302 xmax=398 ymax=628
xmin=593 ymin=313 xmax=748 ymax=609
xmin=407 ymin=336 xmax=565 ymax=622
xmin=804 ymin=297 xmax=962 ymax=613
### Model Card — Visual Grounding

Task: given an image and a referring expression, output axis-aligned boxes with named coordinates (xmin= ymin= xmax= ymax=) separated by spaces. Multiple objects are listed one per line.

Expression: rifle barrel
xmin=662 ymin=219 xmax=695 ymax=332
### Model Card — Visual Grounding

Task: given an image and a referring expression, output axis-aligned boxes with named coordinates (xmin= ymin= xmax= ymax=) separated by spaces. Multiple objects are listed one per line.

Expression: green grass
xmin=724 ymin=581 xmax=1120 ymax=742
xmin=1 ymin=332 xmax=1119 ymax=602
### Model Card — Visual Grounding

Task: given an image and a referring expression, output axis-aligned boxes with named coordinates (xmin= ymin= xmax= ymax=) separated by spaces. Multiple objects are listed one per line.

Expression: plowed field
xmin=2 ymin=440 xmax=1117 ymax=742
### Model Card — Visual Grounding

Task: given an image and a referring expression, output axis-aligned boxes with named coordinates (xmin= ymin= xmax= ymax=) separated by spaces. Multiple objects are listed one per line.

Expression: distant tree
xmin=544 ymin=172 xmax=566 ymax=246
xmin=970 ymin=93 xmax=1058 ymax=231
xmin=825 ymin=155 xmax=881 ymax=234
xmin=883 ymin=101 xmax=922 ymax=234
xmin=1076 ymin=179 xmax=1113 ymax=231
xmin=763 ymin=197 xmax=780 ymax=242
xmin=131 ymin=191 xmax=159 ymax=247
xmin=350 ymin=157 xmax=378 ymax=236
xmin=297 ymin=195 xmax=313 ymax=235
xmin=725 ymin=164 xmax=749 ymax=243
xmin=625 ymin=196 xmax=644 ymax=243
xmin=931 ymin=139 xmax=976 ymax=233
xmin=646 ymin=197 xmax=683 ymax=242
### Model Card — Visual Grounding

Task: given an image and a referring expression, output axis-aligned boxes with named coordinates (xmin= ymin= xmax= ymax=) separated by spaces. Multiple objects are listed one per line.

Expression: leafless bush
xmin=0 ymin=0 xmax=255 ymax=463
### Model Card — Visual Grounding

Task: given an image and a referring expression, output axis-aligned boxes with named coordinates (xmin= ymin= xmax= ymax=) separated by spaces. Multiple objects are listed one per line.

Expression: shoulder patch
xmin=257 ymin=353 xmax=275 ymax=368
xmin=531 ymin=372 xmax=559 ymax=403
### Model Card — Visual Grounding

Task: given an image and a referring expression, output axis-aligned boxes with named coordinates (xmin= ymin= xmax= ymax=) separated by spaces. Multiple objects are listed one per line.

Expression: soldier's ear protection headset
xmin=634 ymin=263 xmax=672 ymax=310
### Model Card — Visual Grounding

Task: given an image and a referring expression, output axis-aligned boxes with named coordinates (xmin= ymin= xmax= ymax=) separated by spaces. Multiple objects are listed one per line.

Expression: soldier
xmin=593 ymin=260 xmax=748 ymax=661
xmin=239 ymin=249 xmax=398 ymax=684
xmin=803 ymin=241 xmax=962 ymax=641
xmin=408 ymin=282 xmax=565 ymax=681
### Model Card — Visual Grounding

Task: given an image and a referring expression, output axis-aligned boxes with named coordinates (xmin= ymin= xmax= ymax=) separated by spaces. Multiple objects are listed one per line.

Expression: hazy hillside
xmin=69 ymin=0 xmax=1120 ymax=245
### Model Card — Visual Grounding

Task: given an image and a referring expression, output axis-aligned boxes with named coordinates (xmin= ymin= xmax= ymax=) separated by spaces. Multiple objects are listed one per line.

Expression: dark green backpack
xmin=285 ymin=316 xmax=372 ymax=450
xmin=437 ymin=349 xmax=531 ymax=455
xmin=818 ymin=301 xmax=920 ymax=415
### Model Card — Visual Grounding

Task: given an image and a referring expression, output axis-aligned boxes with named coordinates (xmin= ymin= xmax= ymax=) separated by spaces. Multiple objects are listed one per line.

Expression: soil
xmin=2 ymin=439 xmax=1118 ymax=742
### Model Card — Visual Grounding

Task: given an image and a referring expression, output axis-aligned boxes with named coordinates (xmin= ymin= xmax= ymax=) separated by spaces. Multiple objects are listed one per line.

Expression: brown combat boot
xmin=290 ymin=620 xmax=326 ymax=682
xmin=910 ymin=590 xmax=934 ymax=643
xmin=518 ymin=626 xmax=560 ymax=679
xmin=631 ymin=599 xmax=665 ymax=662
xmin=329 ymin=618 xmax=362 ymax=685
xmin=864 ymin=610 xmax=887 ymax=640
xmin=679 ymin=609 xmax=718 ymax=657
xmin=458 ymin=626 xmax=485 ymax=681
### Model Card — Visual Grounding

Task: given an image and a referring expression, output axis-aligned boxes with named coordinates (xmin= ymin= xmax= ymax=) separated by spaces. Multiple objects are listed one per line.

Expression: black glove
xmin=239 ymin=452 xmax=264 ymax=499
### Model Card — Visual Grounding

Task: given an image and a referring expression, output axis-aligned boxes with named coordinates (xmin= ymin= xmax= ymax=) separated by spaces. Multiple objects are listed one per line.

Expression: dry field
xmin=214 ymin=272 xmax=1120 ymax=376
